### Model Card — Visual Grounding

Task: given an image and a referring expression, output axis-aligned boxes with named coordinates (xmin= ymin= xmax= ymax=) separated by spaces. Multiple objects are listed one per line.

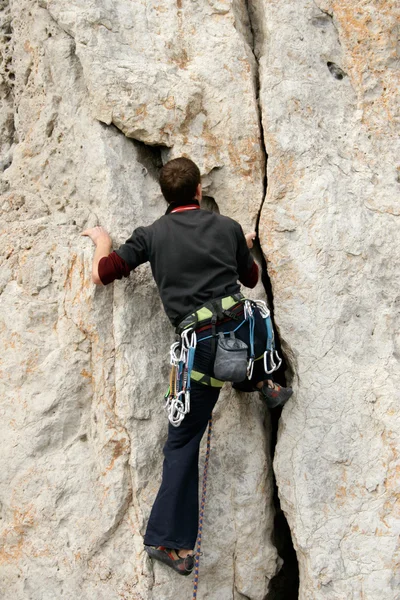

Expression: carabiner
xmin=263 ymin=350 xmax=275 ymax=374
xmin=247 ymin=357 xmax=254 ymax=379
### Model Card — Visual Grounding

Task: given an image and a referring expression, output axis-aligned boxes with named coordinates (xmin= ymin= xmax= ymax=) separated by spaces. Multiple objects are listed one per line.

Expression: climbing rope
xmin=192 ymin=416 xmax=213 ymax=600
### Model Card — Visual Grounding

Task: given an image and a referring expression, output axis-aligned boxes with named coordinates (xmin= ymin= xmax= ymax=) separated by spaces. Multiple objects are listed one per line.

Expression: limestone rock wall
xmin=0 ymin=2 xmax=276 ymax=600
xmin=0 ymin=1 xmax=399 ymax=599
xmin=253 ymin=1 xmax=400 ymax=598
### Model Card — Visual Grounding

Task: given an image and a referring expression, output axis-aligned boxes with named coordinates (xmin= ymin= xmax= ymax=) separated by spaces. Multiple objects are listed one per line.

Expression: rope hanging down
xmin=192 ymin=416 xmax=213 ymax=600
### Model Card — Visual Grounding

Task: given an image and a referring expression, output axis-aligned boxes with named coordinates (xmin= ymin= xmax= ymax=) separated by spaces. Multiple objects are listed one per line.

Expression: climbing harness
xmin=192 ymin=416 xmax=212 ymax=600
xmin=175 ymin=293 xmax=245 ymax=335
xmin=166 ymin=296 xmax=282 ymax=426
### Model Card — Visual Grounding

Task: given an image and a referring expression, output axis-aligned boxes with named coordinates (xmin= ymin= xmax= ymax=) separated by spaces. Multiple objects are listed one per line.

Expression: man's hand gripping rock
xmin=81 ymin=226 xmax=112 ymax=285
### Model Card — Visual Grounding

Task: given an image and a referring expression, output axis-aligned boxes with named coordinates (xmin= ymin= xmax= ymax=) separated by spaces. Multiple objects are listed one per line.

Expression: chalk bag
xmin=213 ymin=331 xmax=248 ymax=382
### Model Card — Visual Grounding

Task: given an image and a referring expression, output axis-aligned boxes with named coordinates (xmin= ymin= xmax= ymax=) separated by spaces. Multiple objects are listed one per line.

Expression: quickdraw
xmin=253 ymin=299 xmax=283 ymax=375
xmin=244 ymin=300 xmax=255 ymax=379
xmin=165 ymin=329 xmax=197 ymax=427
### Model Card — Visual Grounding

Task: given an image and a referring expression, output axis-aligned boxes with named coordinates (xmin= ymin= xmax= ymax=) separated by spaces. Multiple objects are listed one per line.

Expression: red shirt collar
xmin=165 ymin=200 xmax=200 ymax=215
xmin=170 ymin=204 xmax=200 ymax=214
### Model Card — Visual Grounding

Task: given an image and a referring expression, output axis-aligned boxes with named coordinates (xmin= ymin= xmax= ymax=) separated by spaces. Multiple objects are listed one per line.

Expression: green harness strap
xmin=190 ymin=370 xmax=225 ymax=388
xmin=176 ymin=294 xmax=244 ymax=334
xmin=190 ymin=353 xmax=264 ymax=389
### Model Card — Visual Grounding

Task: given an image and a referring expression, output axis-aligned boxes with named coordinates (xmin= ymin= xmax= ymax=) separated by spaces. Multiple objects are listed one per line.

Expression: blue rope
xmin=186 ymin=346 xmax=196 ymax=392
xmin=249 ymin=311 xmax=255 ymax=360
xmin=192 ymin=417 xmax=212 ymax=600
xmin=264 ymin=314 xmax=273 ymax=352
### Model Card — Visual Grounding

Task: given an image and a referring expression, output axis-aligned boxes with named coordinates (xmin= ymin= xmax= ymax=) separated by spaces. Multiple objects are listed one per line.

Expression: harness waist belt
xmin=175 ymin=293 xmax=244 ymax=335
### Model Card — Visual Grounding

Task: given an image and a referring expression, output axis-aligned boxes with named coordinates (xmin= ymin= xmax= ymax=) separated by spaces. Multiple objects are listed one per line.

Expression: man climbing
xmin=82 ymin=157 xmax=292 ymax=576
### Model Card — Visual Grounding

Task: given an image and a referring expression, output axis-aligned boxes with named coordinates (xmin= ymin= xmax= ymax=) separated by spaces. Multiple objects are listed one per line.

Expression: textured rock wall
xmin=0 ymin=1 xmax=276 ymax=599
xmin=1 ymin=1 xmax=399 ymax=599
xmin=253 ymin=1 xmax=400 ymax=598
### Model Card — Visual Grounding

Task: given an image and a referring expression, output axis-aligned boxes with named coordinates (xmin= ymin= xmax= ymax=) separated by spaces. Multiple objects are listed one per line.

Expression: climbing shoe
xmin=259 ymin=382 xmax=293 ymax=408
xmin=144 ymin=545 xmax=195 ymax=576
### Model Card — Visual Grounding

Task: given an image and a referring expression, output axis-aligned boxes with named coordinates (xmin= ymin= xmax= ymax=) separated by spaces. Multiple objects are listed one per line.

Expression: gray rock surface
xmin=1 ymin=1 xmax=399 ymax=599
xmin=0 ymin=2 xmax=276 ymax=599
xmin=253 ymin=1 xmax=400 ymax=598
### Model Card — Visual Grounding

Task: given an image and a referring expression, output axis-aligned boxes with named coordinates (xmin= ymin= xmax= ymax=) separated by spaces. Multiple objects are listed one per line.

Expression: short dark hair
xmin=159 ymin=157 xmax=201 ymax=204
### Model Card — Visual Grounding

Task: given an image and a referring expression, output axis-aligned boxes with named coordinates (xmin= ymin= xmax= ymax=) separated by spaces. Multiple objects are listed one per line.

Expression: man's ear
xmin=195 ymin=183 xmax=202 ymax=201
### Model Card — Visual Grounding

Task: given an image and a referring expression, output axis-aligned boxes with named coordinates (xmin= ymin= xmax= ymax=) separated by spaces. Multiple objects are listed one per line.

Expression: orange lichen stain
xmin=154 ymin=4 xmax=168 ymax=13
xmin=0 ymin=506 xmax=36 ymax=565
xmin=4 ymin=332 xmax=21 ymax=350
xmin=65 ymin=253 xmax=78 ymax=290
xmin=227 ymin=136 xmax=263 ymax=179
xmin=0 ymin=537 xmax=25 ymax=565
xmin=102 ymin=437 xmax=129 ymax=475
xmin=24 ymin=40 xmax=33 ymax=54
xmin=65 ymin=253 xmax=92 ymax=298
xmin=167 ymin=46 xmax=189 ymax=69
xmin=237 ymin=56 xmax=251 ymax=78
xmin=163 ymin=96 xmax=176 ymax=110
xmin=270 ymin=156 xmax=296 ymax=199
xmin=112 ymin=438 xmax=128 ymax=461
xmin=24 ymin=350 xmax=39 ymax=375
xmin=331 ymin=1 xmax=399 ymax=135
xmin=336 ymin=485 xmax=347 ymax=500
xmin=19 ymin=252 xmax=29 ymax=267
xmin=380 ymin=514 xmax=390 ymax=528
xmin=385 ymin=465 xmax=400 ymax=493
xmin=179 ymin=96 xmax=203 ymax=145
xmin=134 ymin=104 xmax=148 ymax=118
xmin=374 ymin=527 xmax=388 ymax=536
xmin=99 ymin=485 xmax=111 ymax=509
xmin=80 ymin=368 xmax=92 ymax=379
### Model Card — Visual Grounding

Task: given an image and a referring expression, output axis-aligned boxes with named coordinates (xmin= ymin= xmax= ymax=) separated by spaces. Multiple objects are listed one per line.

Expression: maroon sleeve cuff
xmin=98 ymin=251 xmax=131 ymax=285
xmin=239 ymin=261 xmax=259 ymax=288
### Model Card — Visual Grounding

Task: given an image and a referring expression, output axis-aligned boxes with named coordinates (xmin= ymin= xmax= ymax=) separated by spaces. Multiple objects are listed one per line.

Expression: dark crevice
xmin=0 ymin=1 xmax=14 ymax=96
xmin=242 ymin=2 xmax=299 ymax=599
xmin=327 ymin=61 xmax=347 ymax=80
xmin=0 ymin=0 xmax=16 ymax=176
xmin=133 ymin=139 xmax=165 ymax=177
xmin=99 ymin=121 xmax=166 ymax=180
xmin=201 ymin=195 xmax=220 ymax=213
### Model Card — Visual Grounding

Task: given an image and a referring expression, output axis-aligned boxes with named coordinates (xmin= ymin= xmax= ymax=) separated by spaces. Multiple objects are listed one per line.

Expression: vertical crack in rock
xmin=241 ymin=2 xmax=300 ymax=598
xmin=0 ymin=0 xmax=16 ymax=176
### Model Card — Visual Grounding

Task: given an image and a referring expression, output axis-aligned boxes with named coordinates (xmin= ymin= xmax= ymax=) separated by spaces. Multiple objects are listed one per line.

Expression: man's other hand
xmin=81 ymin=226 xmax=112 ymax=247
xmin=81 ymin=227 xmax=112 ymax=285
xmin=245 ymin=231 xmax=256 ymax=249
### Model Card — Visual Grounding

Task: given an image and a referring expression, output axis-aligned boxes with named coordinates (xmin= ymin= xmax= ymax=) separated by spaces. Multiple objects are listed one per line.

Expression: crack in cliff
xmin=241 ymin=2 xmax=300 ymax=598
xmin=0 ymin=0 xmax=16 ymax=177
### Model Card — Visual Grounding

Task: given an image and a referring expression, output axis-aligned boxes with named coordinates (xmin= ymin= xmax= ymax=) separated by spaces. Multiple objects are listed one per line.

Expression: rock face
xmin=253 ymin=1 xmax=400 ymax=598
xmin=0 ymin=1 xmax=398 ymax=600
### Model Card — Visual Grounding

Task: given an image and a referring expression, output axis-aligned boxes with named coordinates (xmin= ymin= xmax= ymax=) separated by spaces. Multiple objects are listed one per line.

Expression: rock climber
xmin=82 ymin=157 xmax=292 ymax=576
